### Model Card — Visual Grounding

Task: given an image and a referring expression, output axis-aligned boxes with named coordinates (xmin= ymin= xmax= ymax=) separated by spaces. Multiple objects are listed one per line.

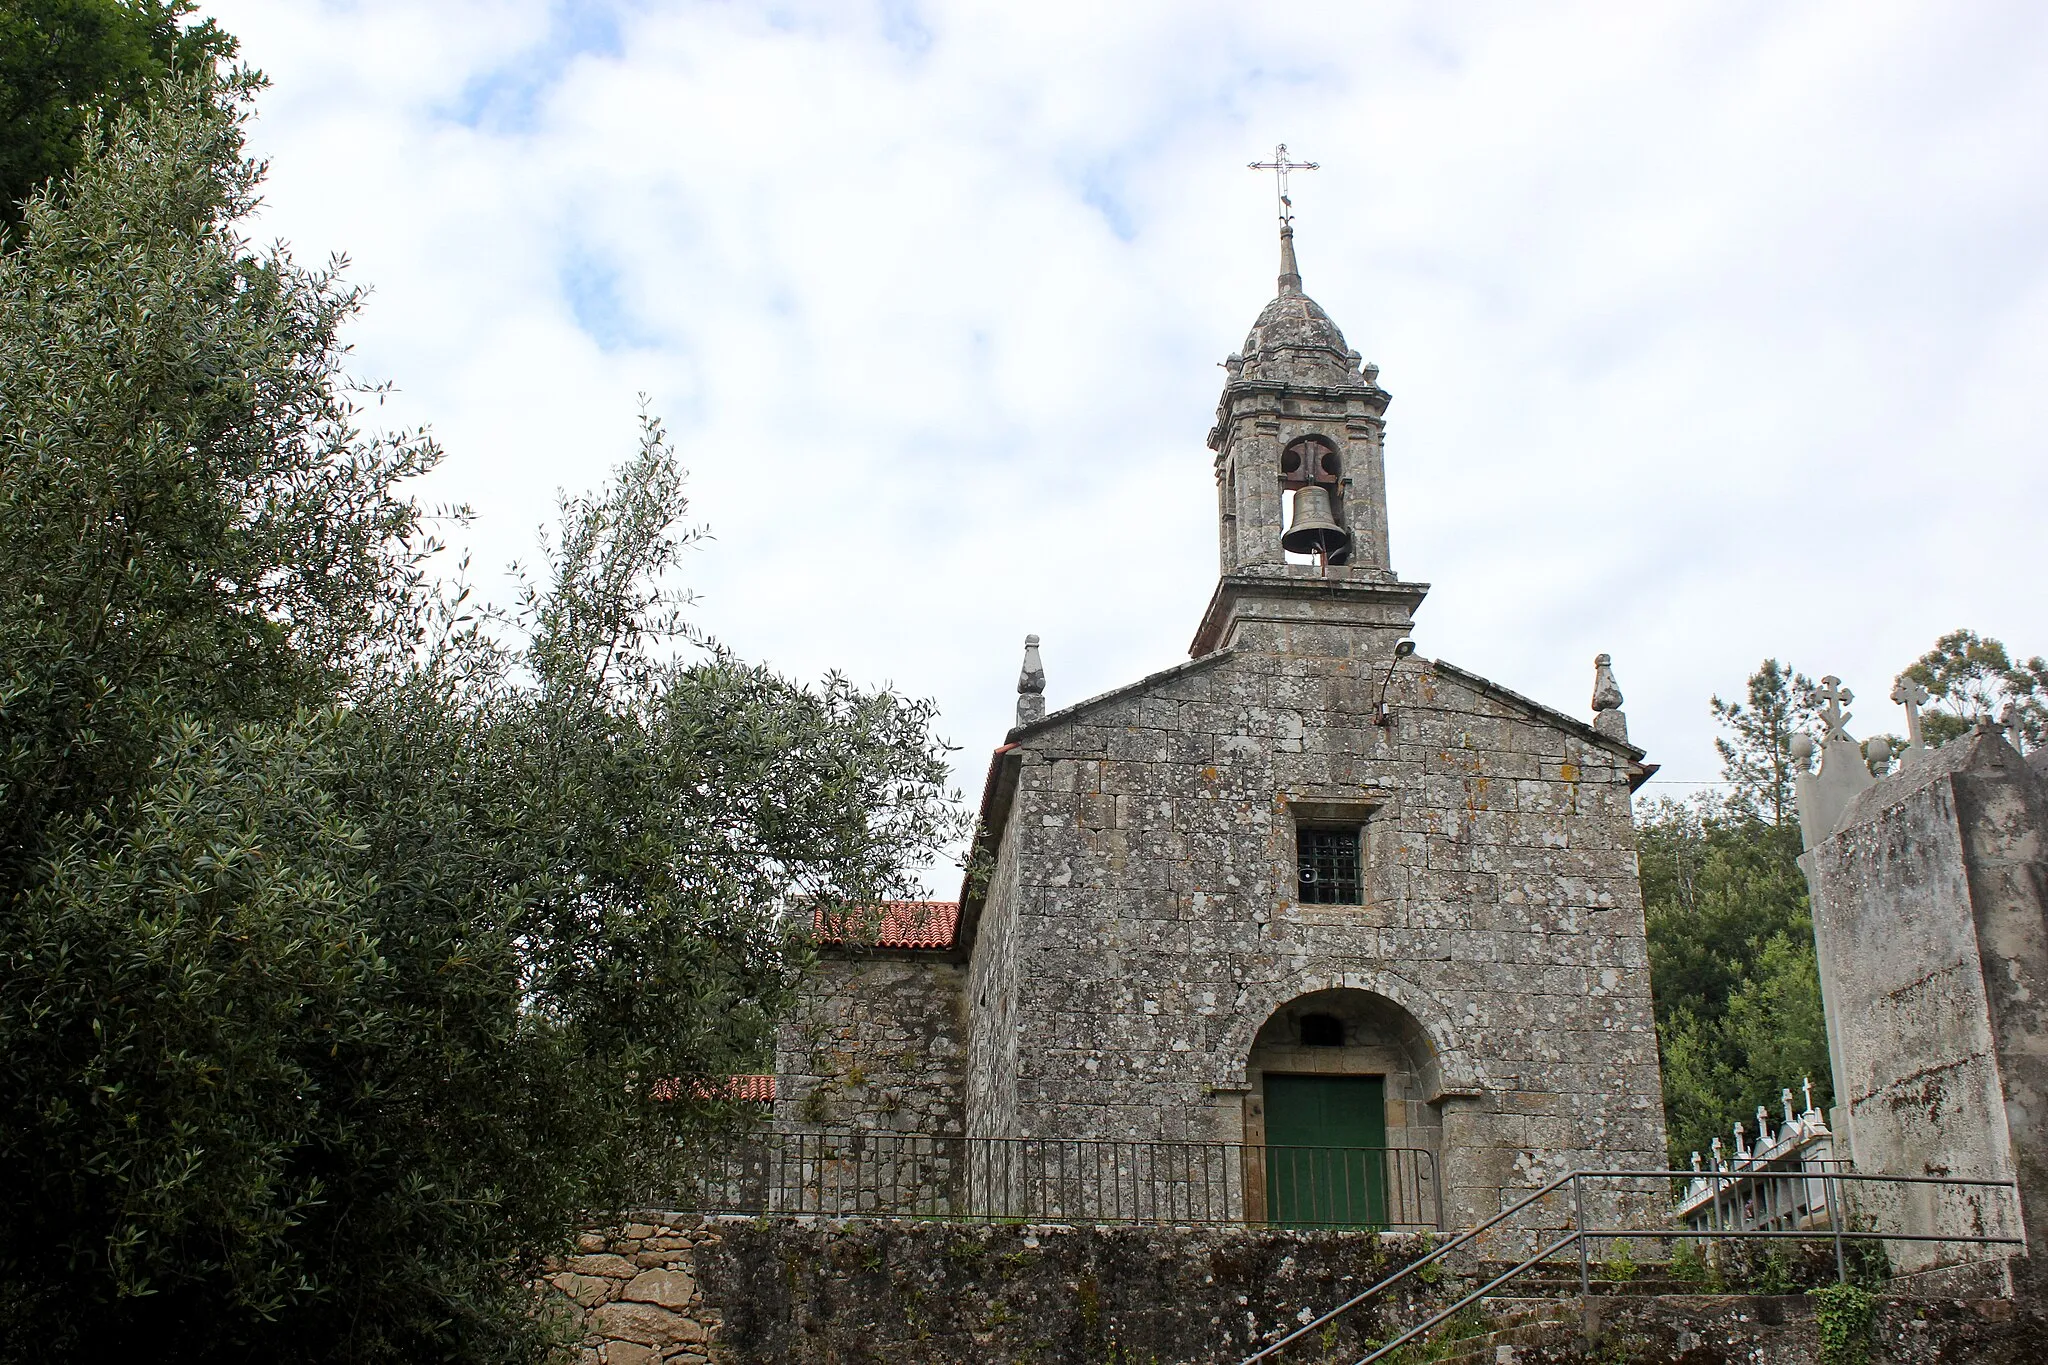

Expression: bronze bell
xmin=1282 ymin=485 xmax=1352 ymax=559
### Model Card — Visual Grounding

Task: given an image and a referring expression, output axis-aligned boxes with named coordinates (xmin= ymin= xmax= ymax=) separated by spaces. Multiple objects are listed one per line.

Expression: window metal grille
xmin=1297 ymin=827 xmax=1362 ymax=904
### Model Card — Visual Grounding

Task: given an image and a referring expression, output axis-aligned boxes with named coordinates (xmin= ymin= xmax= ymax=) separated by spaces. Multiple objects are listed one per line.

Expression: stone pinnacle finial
xmin=1279 ymin=226 xmax=1302 ymax=297
xmin=1015 ymin=634 xmax=1046 ymax=727
xmin=1591 ymin=653 xmax=1628 ymax=743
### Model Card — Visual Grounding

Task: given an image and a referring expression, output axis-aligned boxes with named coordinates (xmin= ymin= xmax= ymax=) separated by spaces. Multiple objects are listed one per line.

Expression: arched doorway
xmin=1244 ymin=988 xmax=1443 ymax=1228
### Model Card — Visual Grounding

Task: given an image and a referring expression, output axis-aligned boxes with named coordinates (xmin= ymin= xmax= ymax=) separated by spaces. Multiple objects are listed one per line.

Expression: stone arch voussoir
xmin=1219 ymin=968 xmax=1484 ymax=1099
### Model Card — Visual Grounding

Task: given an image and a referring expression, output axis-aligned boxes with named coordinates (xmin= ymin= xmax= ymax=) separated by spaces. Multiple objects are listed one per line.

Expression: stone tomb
xmin=1794 ymin=693 xmax=2047 ymax=1292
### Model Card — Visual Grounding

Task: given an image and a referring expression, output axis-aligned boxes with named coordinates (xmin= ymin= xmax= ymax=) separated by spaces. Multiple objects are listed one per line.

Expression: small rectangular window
xmin=1297 ymin=826 xmax=1362 ymax=904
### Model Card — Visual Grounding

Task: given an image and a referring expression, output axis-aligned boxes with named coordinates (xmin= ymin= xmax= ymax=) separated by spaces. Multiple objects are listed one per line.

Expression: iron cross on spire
xmin=1249 ymin=143 xmax=1319 ymax=228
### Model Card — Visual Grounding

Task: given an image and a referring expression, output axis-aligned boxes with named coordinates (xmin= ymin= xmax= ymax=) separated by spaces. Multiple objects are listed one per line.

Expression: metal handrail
xmin=1243 ymin=1164 xmax=1589 ymax=1362
xmin=1242 ymin=1167 xmax=2026 ymax=1365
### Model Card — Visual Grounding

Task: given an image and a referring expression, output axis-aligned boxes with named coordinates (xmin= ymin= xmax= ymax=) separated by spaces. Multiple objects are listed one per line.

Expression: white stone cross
xmin=1818 ymin=676 xmax=1855 ymax=741
xmin=1892 ymin=676 xmax=1930 ymax=752
xmin=1249 ymin=144 xmax=1319 ymax=228
xmin=1802 ymin=1077 xmax=1816 ymax=1115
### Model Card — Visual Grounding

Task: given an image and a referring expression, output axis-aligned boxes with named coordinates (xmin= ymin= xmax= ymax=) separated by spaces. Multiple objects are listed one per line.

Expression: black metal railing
xmin=1242 ymin=1167 xmax=2027 ymax=1365
xmin=671 ymin=1128 xmax=1441 ymax=1230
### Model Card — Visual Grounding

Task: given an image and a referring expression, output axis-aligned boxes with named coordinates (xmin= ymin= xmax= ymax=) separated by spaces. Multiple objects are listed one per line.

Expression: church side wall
xmin=964 ymin=803 xmax=1026 ymax=1140
xmin=995 ymin=651 xmax=1665 ymax=1229
xmin=773 ymin=955 xmax=966 ymax=1137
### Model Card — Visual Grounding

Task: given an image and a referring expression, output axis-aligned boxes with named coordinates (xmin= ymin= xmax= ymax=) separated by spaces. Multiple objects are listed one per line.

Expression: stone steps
xmin=1425 ymin=1298 xmax=1578 ymax=1364
xmin=1500 ymin=1274 xmax=1697 ymax=1297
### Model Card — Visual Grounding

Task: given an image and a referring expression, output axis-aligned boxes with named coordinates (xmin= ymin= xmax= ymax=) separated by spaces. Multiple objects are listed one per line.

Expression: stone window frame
xmin=1285 ymin=797 xmax=1384 ymax=909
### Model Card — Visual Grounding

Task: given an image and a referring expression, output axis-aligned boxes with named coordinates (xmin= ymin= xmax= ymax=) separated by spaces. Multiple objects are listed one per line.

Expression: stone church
xmin=776 ymin=223 xmax=1667 ymax=1230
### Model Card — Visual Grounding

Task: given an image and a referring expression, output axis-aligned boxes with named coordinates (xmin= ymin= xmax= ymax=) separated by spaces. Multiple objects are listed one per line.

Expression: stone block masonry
xmin=773 ymin=955 xmax=967 ymax=1137
xmin=963 ymin=641 xmax=1667 ymax=1231
xmin=543 ymin=1217 xmax=721 ymax=1365
xmin=764 ymin=211 xmax=1673 ymax=1239
xmin=547 ymin=1214 xmax=1459 ymax=1365
xmin=544 ymin=1215 xmax=2048 ymax=1364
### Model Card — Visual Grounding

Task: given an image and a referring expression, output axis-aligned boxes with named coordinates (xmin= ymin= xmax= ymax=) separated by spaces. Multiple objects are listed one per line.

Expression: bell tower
xmin=1209 ymin=224 xmax=1393 ymax=576
xmin=1192 ymin=216 xmax=1425 ymax=659
xmin=1196 ymin=192 xmax=1433 ymax=663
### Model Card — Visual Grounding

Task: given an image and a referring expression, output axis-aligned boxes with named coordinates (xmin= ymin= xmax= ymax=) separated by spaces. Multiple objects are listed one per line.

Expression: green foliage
xmin=1809 ymin=1283 xmax=1878 ymax=1365
xmin=0 ymin=67 xmax=435 ymax=874
xmin=1667 ymin=1238 xmax=1721 ymax=1291
xmin=1600 ymin=1237 xmax=1639 ymax=1283
xmin=1708 ymin=659 xmax=1823 ymax=829
xmin=1639 ymin=786 xmax=1831 ymax=1164
xmin=1753 ymin=1247 xmax=1797 ymax=1295
xmin=1649 ymin=661 xmax=1834 ymax=1163
xmin=0 ymin=0 xmax=236 ymax=238
xmin=1897 ymin=627 xmax=2048 ymax=752
xmin=1374 ymin=1307 xmax=1487 ymax=1365
xmin=0 ymin=76 xmax=964 ymax=1361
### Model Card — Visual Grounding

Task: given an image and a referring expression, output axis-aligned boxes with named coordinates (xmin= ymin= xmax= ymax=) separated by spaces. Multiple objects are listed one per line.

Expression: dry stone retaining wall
xmin=544 ymin=1217 xmax=722 ymax=1365
xmin=547 ymin=1216 xmax=2048 ymax=1364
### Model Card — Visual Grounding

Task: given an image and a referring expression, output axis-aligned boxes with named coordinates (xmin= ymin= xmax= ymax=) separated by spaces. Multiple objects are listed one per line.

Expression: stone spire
xmin=1015 ymin=634 xmax=1046 ymax=727
xmin=1278 ymin=225 xmax=1302 ymax=297
xmin=1591 ymin=653 xmax=1628 ymax=743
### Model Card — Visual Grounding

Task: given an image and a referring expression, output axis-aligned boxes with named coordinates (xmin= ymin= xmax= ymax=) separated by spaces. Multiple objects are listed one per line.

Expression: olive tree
xmin=0 ymin=76 xmax=962 ymax=1361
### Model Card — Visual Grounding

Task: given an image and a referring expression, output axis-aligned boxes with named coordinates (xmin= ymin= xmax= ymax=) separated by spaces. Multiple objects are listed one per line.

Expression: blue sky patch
xmin=560 ymin=247 xmax=654 ymax=352
xmin=447 ymin=0 xmax=626 ymax=132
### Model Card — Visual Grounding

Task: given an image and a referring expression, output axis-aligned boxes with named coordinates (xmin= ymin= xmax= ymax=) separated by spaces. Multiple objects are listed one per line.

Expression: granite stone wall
xmin=544 ymin=1218 xmax=722 ymax=1365
xmin=963 ymin=813 xmax=1025 ymax=1141
xmin=546 ymin=1215 xmax=2048 ymax=1365
xmin=773 ymin=954 xmax=966 ymax=1137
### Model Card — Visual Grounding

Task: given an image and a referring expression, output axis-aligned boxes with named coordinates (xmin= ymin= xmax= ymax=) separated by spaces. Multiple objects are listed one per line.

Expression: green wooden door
xmin=1264 ymin=1074 xmax=1389 ymax=1228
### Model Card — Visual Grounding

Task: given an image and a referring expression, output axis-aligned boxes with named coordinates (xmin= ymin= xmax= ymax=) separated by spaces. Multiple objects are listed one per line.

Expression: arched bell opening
xmin=1242 ymin=988 xmax=1443 ymax=1228
xmin=1279 ymin=435 xmax=1352 ymax=567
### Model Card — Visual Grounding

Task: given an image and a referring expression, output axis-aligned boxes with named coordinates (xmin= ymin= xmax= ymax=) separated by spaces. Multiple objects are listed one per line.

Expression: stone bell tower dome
xmin=1193 ymin=225 xmax=1422 ymax=659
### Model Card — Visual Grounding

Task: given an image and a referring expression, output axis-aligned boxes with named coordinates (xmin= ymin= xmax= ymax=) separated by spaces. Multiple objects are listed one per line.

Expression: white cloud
xmin=211 ymin=0 xmax=2048 ymax=882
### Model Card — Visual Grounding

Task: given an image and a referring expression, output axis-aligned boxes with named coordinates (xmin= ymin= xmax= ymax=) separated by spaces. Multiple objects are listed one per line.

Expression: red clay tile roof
xmin=812 ymin=900 xmax=960 ymax=951
xmin=649 ymin=1073 xmax=776 ymax=1104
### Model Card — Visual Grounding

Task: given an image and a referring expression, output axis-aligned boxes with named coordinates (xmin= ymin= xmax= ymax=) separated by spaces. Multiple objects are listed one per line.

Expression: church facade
xmin=776 ymin=227 xmax=1666 ymax=1229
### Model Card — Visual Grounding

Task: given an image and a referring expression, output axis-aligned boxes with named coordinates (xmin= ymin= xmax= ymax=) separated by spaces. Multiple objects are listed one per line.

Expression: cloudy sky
xmin=209 ymin=1 xmax=2048 ymax=886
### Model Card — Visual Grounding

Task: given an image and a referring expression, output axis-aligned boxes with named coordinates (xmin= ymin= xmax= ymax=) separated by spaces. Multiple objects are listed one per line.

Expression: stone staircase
xmin=1386 ymin=1269 xmax=1704 ymax=1364
xmin=1428 ymin=1297 xmax=1579 ymax=1364
xmin=1483 ymin=1267 xmax=1700 ymax=1298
